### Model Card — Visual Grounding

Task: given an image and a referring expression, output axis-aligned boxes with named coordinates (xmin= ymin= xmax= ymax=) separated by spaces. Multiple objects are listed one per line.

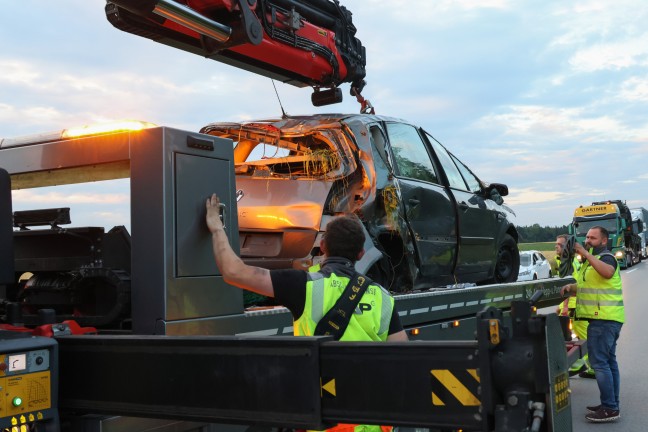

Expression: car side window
xmin=450 ymin=154 xmax=482 ymax=193
xmin=424 ymin=133 xmax=468 ymax=190
xmin=385 ymin=123 xmax=438 ymax=184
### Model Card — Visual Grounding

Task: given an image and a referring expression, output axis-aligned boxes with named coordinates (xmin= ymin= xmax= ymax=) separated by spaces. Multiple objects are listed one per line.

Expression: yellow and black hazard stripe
xmin=430 ymin=369 xmax=480 ymax=407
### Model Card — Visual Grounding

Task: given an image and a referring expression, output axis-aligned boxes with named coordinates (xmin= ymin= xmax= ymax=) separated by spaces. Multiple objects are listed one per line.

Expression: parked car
xmin=201 ymin=114 xmax=520 ymax=293
xmin=517 ymin=251 xmax=552 ymax=281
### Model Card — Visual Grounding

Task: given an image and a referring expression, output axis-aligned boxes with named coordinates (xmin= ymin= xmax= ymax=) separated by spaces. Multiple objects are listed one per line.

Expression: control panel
xmin=0 ymin=335 xmax=58 ymax=431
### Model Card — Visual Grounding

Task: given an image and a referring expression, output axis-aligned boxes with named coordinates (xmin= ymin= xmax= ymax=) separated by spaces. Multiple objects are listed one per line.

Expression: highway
xmin=568 ymin=260 xmax=646 ymax=431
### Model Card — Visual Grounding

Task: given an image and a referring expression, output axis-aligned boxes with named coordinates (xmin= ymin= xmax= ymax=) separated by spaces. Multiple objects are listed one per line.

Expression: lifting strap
xmin=314 ymin=272 xmax=372 ymax=340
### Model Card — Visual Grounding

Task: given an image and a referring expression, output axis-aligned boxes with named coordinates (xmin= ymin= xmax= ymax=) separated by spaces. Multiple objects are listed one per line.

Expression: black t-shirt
xmin=271 ymin=268 xmax=404 ymax=336
xmin=599 ymin=253 xmax=618 ymax=269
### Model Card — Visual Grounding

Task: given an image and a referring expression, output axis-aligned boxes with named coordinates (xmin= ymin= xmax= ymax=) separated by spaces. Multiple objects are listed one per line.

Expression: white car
xmin=517 ymin=250 xmax=552 ymax=281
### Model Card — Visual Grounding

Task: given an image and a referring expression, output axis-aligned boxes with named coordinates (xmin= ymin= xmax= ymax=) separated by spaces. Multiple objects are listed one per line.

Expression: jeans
xmin=587 ymin=319 xmax=623 ymax=410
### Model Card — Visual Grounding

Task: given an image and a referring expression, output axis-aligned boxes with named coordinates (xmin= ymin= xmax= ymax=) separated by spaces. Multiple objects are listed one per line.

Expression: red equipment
xmin=105 ymin=0 xmax=367 ymax=106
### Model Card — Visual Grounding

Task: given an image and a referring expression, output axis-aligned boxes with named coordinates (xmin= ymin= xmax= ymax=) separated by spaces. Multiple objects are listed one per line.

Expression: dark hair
xmin=591 ymin=226 xmax=609 ymax=241
xmin=323 ymin=215 xmax=365 ymax=261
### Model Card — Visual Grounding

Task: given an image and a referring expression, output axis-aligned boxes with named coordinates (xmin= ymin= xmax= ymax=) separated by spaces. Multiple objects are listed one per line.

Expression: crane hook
xmin=351 ymin=87 xmax=375 ymax=115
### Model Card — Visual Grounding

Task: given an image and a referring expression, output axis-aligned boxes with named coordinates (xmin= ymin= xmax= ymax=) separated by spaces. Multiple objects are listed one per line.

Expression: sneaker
xmin=586 ymin=404 xmax=601 ymax=413
xmin=586 ymin=407 xmax=620 ymax=423
xmin=579 ymin=371 xmax=596 ymax=379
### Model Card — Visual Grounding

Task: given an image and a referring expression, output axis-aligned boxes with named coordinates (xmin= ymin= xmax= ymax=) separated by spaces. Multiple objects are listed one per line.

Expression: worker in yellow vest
xmin=560 ymin=226 xmax=624 ymax=423
xmin=553 ymin=235 xmax=591 ymax=377
xmin=206 ymin=194 xmax=407 ymax=432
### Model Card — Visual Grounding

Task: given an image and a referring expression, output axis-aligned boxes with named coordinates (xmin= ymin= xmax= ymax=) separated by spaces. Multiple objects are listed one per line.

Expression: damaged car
xmin=201 ymin=114 xmax=520 ymax=293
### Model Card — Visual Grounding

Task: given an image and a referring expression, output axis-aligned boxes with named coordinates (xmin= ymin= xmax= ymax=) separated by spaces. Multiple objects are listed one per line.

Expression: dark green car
xmin=202 ymin=114 xmax=520 ymax=292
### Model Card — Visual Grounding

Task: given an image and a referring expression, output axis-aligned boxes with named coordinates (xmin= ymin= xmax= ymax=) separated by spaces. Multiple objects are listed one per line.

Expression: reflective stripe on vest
xmin=295 ymin=271 xmax=393 ymax=341
xmin=574 ymin=253 xmax=625 ymax=323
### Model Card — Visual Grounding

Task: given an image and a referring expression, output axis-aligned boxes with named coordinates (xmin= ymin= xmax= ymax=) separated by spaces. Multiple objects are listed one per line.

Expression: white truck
xmin=631 ymin=207 xmax=648 ymax=260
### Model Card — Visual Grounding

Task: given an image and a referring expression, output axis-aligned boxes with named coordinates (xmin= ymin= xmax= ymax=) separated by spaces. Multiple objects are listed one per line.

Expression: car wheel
xmin=491 ymin=234 xmax=520 ymax=283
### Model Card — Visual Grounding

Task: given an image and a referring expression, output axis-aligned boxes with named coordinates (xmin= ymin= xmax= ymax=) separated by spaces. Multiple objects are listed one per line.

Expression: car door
xmin=424 ymin=134 xmax=497 ymax=278
xmin=535 ymin=252 xmax=550 ymax=278
xmin=384 ymin=122 xmax=456 ymax=278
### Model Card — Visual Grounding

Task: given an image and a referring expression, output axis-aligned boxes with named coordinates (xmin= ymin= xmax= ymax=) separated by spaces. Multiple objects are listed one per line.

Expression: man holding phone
xmin=560 ymin=226 xmax=624 ymax=423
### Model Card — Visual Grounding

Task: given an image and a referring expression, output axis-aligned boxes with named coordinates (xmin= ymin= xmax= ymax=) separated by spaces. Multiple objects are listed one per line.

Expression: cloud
xmin=475 ymin=105 xmax=638 ymax=143
xmin=507 ymin=188 xmax=571 ymax=206
xmin=619 ymin=76 xmax=648 ymax=102
xmin=12 ymin=190 xmax=128 ymax=205
xmin=568 ymin=35 xmax=648 ymax=73
xmin=91 ymin=211 xmax=130 ymax=226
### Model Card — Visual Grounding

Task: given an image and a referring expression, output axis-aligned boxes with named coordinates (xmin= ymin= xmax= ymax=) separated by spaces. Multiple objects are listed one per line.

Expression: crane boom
xmin=106 ymin=0 xmax=367 ymax=106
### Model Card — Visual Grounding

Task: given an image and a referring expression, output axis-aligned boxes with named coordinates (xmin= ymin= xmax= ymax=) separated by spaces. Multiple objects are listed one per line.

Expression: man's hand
xmin=560 ymin=283 xmax=575 ymax=297
xmin=205 ymin=192 xmax=274 ymax=297
xmin=206 ymin=193 xmax=224 ymax=233
xmin=573 ymin=242 xmax=587 ymax=256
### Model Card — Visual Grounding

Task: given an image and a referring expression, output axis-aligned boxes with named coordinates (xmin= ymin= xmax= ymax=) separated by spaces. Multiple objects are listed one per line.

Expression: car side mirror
xmin=489 ymin=182 xmax=509 ymax=197
xmin=485 ymin=183 xmax=508 ymax=205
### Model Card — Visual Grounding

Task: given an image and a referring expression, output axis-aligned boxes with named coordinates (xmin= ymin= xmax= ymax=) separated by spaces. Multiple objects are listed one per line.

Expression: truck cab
xmin=570 ymin=200 xmax=642 ymax=268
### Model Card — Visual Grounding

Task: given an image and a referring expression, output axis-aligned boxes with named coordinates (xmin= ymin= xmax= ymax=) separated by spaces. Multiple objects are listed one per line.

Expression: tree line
xmin=517 ymin=224 xmax=570 ymax=243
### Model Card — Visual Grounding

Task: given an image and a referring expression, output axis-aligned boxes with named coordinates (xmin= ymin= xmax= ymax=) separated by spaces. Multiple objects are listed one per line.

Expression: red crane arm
xmin=106 ymin=0 xmax=367 ymax=105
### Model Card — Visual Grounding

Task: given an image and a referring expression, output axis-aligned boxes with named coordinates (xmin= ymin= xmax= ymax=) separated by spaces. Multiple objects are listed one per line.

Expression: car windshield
xmin=574 ymin=218 xmax=617 ymax=236
xmin=520 ymin=254 xmax=532 ymax=266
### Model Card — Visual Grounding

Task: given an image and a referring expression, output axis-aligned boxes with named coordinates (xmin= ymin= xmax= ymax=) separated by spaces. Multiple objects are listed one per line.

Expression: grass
xmin=519 ymin=241 xmax=554 ymax=252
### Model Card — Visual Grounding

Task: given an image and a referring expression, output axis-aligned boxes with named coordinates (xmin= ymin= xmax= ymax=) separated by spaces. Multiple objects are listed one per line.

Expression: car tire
xmin=533 ymin=274 xmax=538 ymax=280
xmin=491 ymin=234 xmax=520 ymax=283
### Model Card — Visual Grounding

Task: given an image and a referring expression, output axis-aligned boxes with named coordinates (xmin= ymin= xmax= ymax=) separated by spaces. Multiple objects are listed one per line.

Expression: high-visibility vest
xmin=574 ymin=253 xmax=625 ymax=323
xmin=294 ymin=271 xmax=394 ymax=341
xmin=299 ymin=269 xmax=395 ymax=432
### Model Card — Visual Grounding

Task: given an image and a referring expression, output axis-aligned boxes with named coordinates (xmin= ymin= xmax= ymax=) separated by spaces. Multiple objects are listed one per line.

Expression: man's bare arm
xmin=387 ymin=330 xmax=409 ymax=341
xmin=574 ymin=243 xmax=615 ymax=279
xmin=206 ymin=194 xmax=274 ymax=297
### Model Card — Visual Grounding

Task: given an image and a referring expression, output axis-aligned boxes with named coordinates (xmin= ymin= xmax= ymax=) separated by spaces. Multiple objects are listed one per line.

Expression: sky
xmin=2 ymin=0 xmax=648 ymax=231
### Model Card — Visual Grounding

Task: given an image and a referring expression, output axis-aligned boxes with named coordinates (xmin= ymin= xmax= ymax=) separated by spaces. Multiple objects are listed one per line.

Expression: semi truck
xmin=631 ymin=207 xmax=648 ymax=260
xmin=570 ymin=200 xmax=643 ymax=268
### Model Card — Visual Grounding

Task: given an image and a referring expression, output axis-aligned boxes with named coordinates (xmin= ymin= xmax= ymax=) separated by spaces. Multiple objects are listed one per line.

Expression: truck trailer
xmin=631 ymin=207 xmax=648 ymax=260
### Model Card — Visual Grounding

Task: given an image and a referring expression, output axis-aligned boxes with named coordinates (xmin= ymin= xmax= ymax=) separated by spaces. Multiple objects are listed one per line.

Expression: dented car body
xmin=201 ymin=114 xmax=520 ymax=292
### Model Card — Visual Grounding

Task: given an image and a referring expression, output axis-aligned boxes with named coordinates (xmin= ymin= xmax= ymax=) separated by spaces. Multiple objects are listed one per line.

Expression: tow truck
xmin=0 ymin=121 xmax=580 ymax=432
xmin=0 ymin=1 xmax=581 ymax=431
